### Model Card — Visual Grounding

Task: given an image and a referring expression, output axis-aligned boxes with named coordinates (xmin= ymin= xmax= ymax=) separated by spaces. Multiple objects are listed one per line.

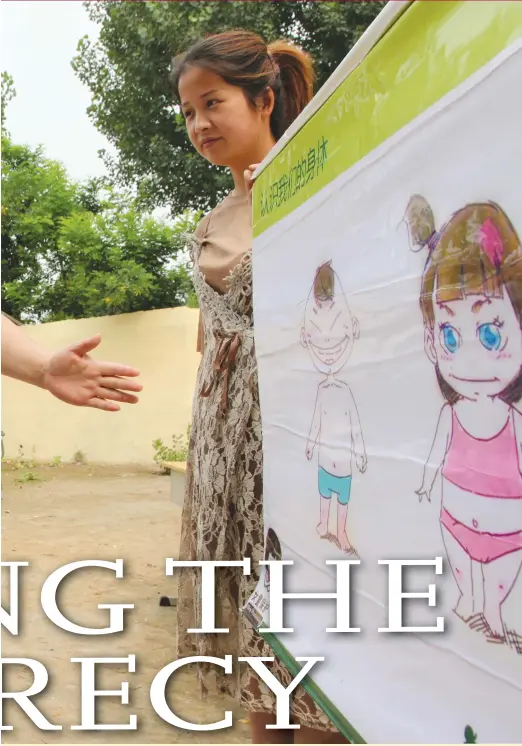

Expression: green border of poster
xmin=248 ymin=0 xmax=522 ymax=741
xmin=252 ymin=0 xmax=522 ymax=239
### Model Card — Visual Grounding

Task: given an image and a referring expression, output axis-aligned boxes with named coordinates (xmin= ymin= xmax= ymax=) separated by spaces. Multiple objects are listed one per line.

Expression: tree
xmin=72 ymin=1 xmax=385 ymax=216
xmin=1 ymin=79 xmax=200 ymax=322
xmin=1 ymin=72 xmax=16 ymax=130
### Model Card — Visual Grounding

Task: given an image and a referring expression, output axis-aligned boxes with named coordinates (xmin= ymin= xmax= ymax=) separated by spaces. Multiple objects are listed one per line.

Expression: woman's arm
xmin=2 ymin=314 xmax=50 ymax=387
xmin=1 ymin=314 xmax=142 ymax=411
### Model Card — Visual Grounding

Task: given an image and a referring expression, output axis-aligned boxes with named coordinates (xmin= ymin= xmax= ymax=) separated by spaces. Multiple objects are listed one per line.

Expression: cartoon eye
xmin=439 ymin=324 xmax=461 ymax=354
xmin=478 ymin=323 xmax=502 ymax=351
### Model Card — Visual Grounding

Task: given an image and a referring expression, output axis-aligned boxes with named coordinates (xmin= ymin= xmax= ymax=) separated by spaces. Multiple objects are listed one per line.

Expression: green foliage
xmin=1 ymin=84 xmax=200 ymax=321
xmin=15 ymin=471 xmax=42 ymax=484
xmin=72 ymin=1 xmax=385 ymax=215
xmin=2 ymin=445 xmax=37 ymax=471
xmin=153 ymin=424 xmax=191 ymax=471
xmin=464 ymin=725 xmax=478 ymax=744
xmin=1 ymin=72 xmax=16 ymax=130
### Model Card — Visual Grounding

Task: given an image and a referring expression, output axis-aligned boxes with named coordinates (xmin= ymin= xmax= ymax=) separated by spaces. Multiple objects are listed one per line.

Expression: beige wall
xmin=1 ymin=307 xmax=201 ymax=466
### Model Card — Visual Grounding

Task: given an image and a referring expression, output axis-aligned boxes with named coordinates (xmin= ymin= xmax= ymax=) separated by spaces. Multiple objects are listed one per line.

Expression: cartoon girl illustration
xmin=405 ymin=196 xmax=522 ymax=650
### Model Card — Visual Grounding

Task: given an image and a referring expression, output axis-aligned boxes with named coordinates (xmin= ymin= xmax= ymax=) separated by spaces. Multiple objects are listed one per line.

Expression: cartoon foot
xmin=468 ymin=613 xmax=507 ymax=644
xmin=337 ymin=531 xmax=357 ymax=556
xmin=326 ymin=533 xmax=341 ymax=549
xmin=485 ymin=630 xmax=507 ymax=646
xmin=316 ymin=521 xmax=329 ymax=538
xmin=468 ymin=613 xmax=490 ymax=633
xmin=454 ymin=594 xmax=475 ymax=623
xmin=504 ymin=629 xmax=522 ymax=655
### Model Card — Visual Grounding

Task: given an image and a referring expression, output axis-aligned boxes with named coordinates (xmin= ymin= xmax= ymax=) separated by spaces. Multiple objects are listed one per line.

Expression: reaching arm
xmin=2 ymin=314 xmax=49 ymax=388
xmin=1 ymin=314 xmax=142 ymax=411
xmin=416 ymin=403 xmax=452 ymax=502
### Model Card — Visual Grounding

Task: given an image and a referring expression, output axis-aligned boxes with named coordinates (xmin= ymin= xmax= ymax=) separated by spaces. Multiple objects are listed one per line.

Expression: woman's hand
xmin=244 ymin=164 xmax=260 ymax=205
xmin=43 ymin=335 xmax=142 ymax=412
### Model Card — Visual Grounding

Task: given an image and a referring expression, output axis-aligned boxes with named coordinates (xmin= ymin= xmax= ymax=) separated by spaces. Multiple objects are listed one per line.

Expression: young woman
xmin=171 ymin=29 xmax=347 ymax=744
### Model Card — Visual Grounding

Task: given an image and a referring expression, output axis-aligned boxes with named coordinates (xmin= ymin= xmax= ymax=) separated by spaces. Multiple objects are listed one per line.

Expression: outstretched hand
xmin=43 ymin=334 xmax=142 ymax=412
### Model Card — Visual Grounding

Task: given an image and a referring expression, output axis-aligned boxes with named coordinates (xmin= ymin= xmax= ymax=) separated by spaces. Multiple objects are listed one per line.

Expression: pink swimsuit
xmin=441 ymin=408 xmax=522 ymax=564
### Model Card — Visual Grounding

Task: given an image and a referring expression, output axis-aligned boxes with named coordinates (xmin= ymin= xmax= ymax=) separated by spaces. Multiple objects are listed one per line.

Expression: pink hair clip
xmin=480 ymin=217 xmax=504 ymax=267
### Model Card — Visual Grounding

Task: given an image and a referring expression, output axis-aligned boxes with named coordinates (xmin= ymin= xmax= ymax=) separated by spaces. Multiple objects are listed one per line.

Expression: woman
xmin=171 ymin=30 xmax=347 ymax=743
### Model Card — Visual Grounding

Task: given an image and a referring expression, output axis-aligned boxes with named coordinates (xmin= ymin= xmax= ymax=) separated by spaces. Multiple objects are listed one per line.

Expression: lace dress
xmin=175 ymin=216 xmax=337 ymax=733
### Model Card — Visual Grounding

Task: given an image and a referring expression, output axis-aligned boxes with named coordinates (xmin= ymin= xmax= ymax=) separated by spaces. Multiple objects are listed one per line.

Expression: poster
xmin=245 ymin=1 xmax=522 ymax=743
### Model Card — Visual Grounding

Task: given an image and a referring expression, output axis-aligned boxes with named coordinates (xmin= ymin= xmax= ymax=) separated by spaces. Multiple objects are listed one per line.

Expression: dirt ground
xmin=1 ymin=462 xmax=251 ymax=744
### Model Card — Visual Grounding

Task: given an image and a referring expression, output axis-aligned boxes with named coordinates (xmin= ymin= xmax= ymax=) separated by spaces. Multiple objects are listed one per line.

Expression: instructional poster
xmin=245 ymin=1 xmax=522 ymax=743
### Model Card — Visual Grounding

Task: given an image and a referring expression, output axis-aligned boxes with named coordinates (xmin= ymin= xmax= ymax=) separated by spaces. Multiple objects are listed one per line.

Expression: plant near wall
xmin=152 ymin=424 xmax=191 ymax=471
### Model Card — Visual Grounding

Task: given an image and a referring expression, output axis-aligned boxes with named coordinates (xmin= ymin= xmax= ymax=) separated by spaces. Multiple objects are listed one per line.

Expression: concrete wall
xmin=1 ymin=307 xmax=200 ymax=466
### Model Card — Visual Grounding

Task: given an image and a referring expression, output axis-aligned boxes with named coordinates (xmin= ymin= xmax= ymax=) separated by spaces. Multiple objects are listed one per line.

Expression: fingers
xmin=86 ymin=387 xmax=140 ymax=411
xmin=97 ymin=386 xmax=140 ymax=404
xmin=96 ymin=362 xmax=142 ymax=380
xmin=68 ymin=334 xmax=102 ymax=357
xmin=87 ymin=397 xmax=121 ymax=412
xmin=95 ymin=375 xmax=142 ymax=392
xmin=244 ymin=163 xmax=260 ymax=201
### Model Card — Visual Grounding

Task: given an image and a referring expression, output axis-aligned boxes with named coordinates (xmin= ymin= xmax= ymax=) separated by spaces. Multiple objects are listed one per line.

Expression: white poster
xmin=248 ymin=15 xmax=522 ymax=744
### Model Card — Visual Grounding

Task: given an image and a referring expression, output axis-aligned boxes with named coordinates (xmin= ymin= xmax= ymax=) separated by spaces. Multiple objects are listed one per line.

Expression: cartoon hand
xmin=415 ymin=484 xmax=431 ymax=503
xmin=356 ymin=454 xmax=367 ymax=473
xmin=305 ymin=443 xmax=313 ymax=460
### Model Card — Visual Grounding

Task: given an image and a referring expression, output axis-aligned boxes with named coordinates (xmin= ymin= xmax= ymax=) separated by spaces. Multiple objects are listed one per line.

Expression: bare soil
xmin=1 ymin=462 xmax=250 ymax=743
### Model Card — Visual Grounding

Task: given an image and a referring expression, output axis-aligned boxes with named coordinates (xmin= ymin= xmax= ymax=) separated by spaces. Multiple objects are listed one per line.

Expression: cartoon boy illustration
xmin=301 ymin=261 xmax=367 ymax=555
xmin=405 ymin=196 xmax=522 ymax=652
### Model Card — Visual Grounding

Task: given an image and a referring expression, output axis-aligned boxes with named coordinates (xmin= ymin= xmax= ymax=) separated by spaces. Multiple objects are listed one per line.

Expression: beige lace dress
xmin=176 ymin=191 xmax=337 ymax=732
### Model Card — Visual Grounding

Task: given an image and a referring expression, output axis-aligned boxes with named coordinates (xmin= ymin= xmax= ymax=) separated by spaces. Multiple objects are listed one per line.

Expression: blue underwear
xmin=318 ymin=467 xmax=352 ymax=506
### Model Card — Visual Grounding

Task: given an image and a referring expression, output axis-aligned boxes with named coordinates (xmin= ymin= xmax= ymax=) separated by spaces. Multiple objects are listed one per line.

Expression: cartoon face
xmin=426 ymin=291 xmax=522 ymax=399
xmin=301 ymin=282 xmax=359 ymax=375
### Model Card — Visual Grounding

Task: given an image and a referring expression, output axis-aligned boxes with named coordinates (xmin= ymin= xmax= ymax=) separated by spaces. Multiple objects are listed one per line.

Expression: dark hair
xmin=314 ymin=260 xmax=335 ymax=302
xmin=170 ymin=29 xmax=314 ymax=141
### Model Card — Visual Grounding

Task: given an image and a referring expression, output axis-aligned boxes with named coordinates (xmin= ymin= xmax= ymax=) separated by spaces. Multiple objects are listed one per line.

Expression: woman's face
xmin=178 ymin=65 xmax=273 ymax=171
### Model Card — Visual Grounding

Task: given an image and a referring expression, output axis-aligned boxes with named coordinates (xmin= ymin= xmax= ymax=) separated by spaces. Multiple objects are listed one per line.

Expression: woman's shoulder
xmin=194 ymin=190 xmax=248 ymax=241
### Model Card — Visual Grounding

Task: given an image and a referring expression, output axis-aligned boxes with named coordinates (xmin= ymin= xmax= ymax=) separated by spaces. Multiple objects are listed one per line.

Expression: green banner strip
xmin=252 ymin=0 xmax=522 ymax=237
xmin=259 ymin=626 xmax=367 ymax=744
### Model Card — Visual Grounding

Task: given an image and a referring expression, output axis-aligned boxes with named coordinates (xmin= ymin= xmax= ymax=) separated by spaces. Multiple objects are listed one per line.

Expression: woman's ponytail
xmin=268 ymin=40 xmax=315 ymax=139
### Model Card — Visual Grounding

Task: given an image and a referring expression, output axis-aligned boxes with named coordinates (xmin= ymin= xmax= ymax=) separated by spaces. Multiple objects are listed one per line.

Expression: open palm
xmin=43 ymin=335 xmax=142 ymax=412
